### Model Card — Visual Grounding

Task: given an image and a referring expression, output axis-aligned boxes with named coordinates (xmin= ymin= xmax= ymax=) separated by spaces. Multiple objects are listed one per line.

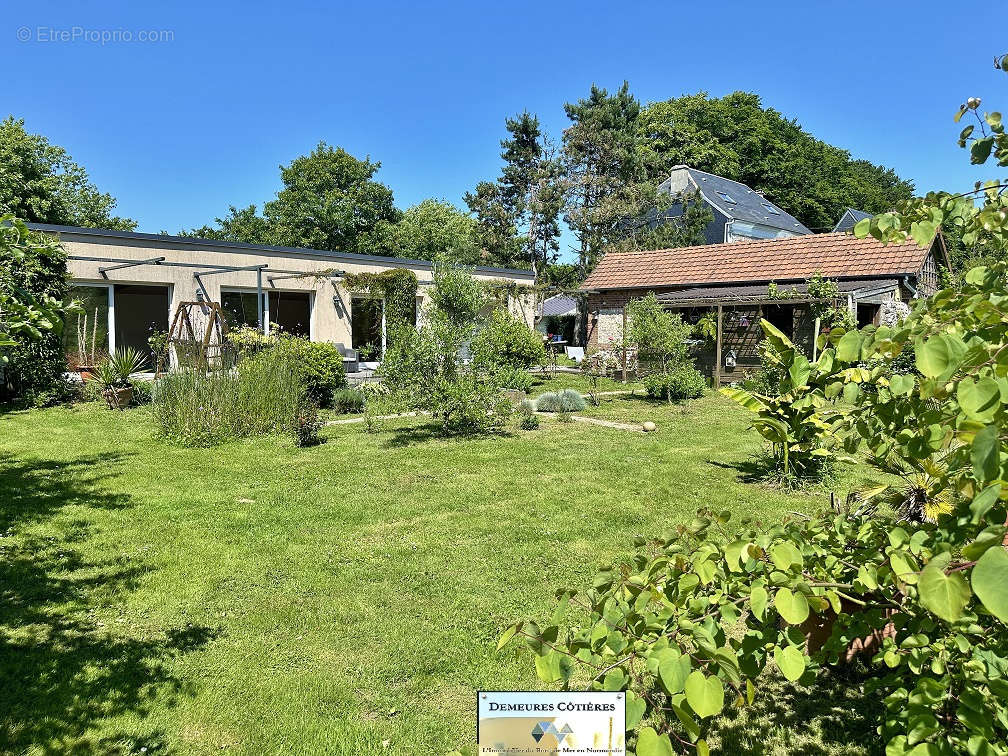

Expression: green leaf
xmin=770 ymin=541 xmax=803 ymax=571
xmin=916 ymin=335 xmax=956 ymax=378
xmin=625 ymin=690 xmax=646 ymax=731
xmin=970 ymin=484 xmax=1002 ymax=524
xmin=957 ymin=377 xmax=1001 ymax=422
xmin=972 ymin=424 xmax=1001 ymax=483
xmin=857 ymin=564 xmax=878 ymax=590
xmin=889 ymin=373 xmax=914 ymax=396
xmin=496 ymin=622 xmax=521 ymax=650
xmin=724 ymin=540 xmax=748 ymax=572
xmin=635 ymin=726 xmax=674 ymax=756
xmin=684 ymin=670 xmax=724 ymax=719
xmin=774 ymin=588 xmax=810 ymax=625
xmin=972 ymin=545 xmax=1008 ymax=624
xmin=760 ymin=317 xmax=795 ymax=351
xmin=843 ymin=382 xmax=860 ymax=404
xmin=695 ymin=558 xmax=717 ymax=586
xmin=719 ymin=386 xmax=765 ymax=412
xmin=773 ymin=644 xmax=806 ymax=682
xmin=788 ymin=354 xmax=811 ymax=389
xmin=534 ymin=651 xmax=571 ymax=682
xmin=750 ymin=585 xmax=768 ymax=620
xmin=658 ymin=650 xmax=691 ymax=695
xmin=910 ymin=220 xmax=937 ymax=248
xmin=602 ymin=667 xmax=627 ymax=691
xmin=890 ymin=552 xmax=919 ymax=585
xmin=836 ymin=331 xmax=862 ymax=363
xmin=853 ymin=217 xmax=872 ymax=237
xmin=918 ymin=557 xmax=971 ymax=623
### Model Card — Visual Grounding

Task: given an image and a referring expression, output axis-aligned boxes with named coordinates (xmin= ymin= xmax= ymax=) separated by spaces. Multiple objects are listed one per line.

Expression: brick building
xmin=580 ymin=231 xmax=948 ymax=385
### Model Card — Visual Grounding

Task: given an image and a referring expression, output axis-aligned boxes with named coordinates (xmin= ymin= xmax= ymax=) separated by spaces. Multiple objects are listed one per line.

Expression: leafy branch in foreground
xmin=0 ymin=215 xmax=77 ymax=362
xmin=501 ymin=262 xmax=1008 ymax=755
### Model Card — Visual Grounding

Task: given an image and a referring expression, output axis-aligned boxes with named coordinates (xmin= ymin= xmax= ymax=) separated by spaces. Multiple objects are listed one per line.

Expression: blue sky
xmin=4 ymin=0 xmax=1005 ymax=260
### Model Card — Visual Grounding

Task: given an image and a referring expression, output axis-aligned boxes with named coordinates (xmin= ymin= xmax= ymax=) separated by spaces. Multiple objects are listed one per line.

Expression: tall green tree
xmin=561 ymin=82 xmax=654 ymax=270
xmin=499 ymin=112 xmax=563 ymax=277
xmin=636 ymin=92 xmax=915 ymax=231
xmin=263 ymin=142 xmax=401 ymax=253
xmin=0 ymin=117 xmax=135 ymax=230
xmin=389 ymin=199 xmax=481 ymax=263
xmin=177 ymin=204 xmax=273 ymax=244
xmin=464 ymin=180 xmax=521 ymax=268
xmin=466 ymin=112 xmax=563 ymax=275
xmin=611 ymin=189 xmax=713 ymax=254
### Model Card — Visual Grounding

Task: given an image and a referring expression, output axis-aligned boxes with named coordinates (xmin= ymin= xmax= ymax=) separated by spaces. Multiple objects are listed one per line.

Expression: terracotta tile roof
xmin=581 ymin=231 xmax=935 ymax=291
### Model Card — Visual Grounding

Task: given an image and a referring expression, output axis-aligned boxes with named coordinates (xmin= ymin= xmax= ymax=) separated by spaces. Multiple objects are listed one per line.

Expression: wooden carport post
xmin=714 ymin=304 xmax=723 ymax=389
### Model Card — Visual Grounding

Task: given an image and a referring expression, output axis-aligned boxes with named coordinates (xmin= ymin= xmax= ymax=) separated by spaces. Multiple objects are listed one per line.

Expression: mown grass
xmin=1 ymin=394 xmax=883 ymax=755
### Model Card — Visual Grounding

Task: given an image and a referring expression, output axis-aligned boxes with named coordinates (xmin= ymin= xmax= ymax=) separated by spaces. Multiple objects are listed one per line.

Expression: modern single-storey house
xmin=580 ymin=230 xmax=948 ymax=385
xmin=32 ymin=223 xmax=535 ymax=368
xmin=654 ymin=165 xmax=813 ymax=244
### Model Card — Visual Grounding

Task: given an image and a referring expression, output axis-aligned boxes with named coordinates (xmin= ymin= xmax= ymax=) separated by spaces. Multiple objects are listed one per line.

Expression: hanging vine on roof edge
xmin=342 ymin=268 xmax=419 ymax=337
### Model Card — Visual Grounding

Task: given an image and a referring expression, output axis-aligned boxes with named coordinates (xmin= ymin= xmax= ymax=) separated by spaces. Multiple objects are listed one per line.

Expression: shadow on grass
xmin=380 ymin=421 xmax=515 ymax=448
xmin=707 ymin=456 xmax=776 ymax=484
xmin=712 ymin=666 xmax=884 ymax=755
xmin=0 ymin=453 xmax=219 ymax=754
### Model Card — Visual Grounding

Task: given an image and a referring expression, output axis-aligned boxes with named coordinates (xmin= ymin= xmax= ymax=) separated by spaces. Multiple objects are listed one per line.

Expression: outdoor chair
xmin=335 ymin=342 xmax=359 ymax=373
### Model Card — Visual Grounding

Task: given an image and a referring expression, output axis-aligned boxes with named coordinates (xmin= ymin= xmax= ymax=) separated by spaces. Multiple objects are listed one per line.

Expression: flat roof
xmin=28 ymin=222 xmax=536 ymax=280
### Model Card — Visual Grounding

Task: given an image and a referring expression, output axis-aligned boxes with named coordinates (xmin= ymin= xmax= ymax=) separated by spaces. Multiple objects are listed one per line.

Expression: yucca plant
xmin=92 ymin=347 xmax=148 ymax=409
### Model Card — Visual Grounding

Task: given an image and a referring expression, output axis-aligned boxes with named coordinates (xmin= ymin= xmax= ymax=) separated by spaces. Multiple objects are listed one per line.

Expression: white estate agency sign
xmin=477 ymin=691 xmax=626 ymax=755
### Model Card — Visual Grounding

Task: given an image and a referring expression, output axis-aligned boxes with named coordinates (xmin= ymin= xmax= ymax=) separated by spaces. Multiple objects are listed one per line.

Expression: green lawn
xmin=1 ymin=394 xmax=883 ymax=755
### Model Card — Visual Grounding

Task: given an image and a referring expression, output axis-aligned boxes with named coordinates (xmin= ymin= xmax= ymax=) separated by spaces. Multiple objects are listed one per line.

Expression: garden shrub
xmin=722 ymin=320 xmax=834 ymax=482
xmin=379 ymin=259 xmax=509 ymax=434
xmin=516 ymin=398 xmax=539 ymax=430
xmin=472 ymin=308 xmax=546 ymax=371
xmin=152 ymin=347 xmax=301 ymax=446
xmin=0 ymin=220 xmax=71 ymax=406
xmin=503 ymin=261 xmax=1008 ymax=756
xmin=492 ymin=366 xmax=533 ymax=393
xmin=535 ymin=388 xmax=586 ymax=413
xmin=130 ymin=378 xmax=153 ymax=406
xmin=292 ymin=401 xmax=323 ymax=447
xmin=331 ymin=387 xmax=365 ymax=414
xmin=241 ymin=335 xmax=346 ymax=408
xmin=643 ymin=363 xmax=706 ymax=402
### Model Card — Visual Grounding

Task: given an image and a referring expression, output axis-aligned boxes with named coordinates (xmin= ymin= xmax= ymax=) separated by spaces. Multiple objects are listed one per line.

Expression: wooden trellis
xmin=167 ymin=301 xmax=230 ymax=369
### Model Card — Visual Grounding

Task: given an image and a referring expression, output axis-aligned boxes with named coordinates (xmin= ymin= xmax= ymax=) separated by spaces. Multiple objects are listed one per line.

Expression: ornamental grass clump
xmin=535 ymin=388 xmax=586 ymax=413
xmin=152 ymin=347 xmax=301 ymax=447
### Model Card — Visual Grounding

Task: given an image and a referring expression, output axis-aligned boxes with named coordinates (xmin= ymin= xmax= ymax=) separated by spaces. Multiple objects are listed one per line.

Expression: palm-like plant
xmin=94 ymin=347 xmax=148 ymax=390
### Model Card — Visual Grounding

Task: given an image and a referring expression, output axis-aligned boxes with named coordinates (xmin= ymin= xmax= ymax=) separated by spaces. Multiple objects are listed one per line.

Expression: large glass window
xmin=351 ymin=297 xmax=383 ymax=360
xmin=221 ymin=290 xmax=311 ymax=339
xmin=221 ymin=290 xmax=259 ymax=331
xmin=270 ymin=291 xmax=310 ymax=338
xmin=114 ymin=285 xmax=170 ymax=361
xmin=63 ymin=285 xmax=110 ymax=368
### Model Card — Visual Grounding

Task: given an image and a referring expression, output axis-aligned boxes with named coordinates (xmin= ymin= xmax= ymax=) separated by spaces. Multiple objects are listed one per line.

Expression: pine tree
xmin=561 ymin=82 xmax=651 ymax=270
xmin=466 ymin=112 xmax=562 ymax=278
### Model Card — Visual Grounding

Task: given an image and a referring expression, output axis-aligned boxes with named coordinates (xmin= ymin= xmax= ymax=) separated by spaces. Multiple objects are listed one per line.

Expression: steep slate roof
xmin=833 ymin=208 xmax=873 ymax=233
xmin=658 ymin=166 xmax=812 ymax=235
xmin=581 ymin=231 xmax=934 ymax=291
